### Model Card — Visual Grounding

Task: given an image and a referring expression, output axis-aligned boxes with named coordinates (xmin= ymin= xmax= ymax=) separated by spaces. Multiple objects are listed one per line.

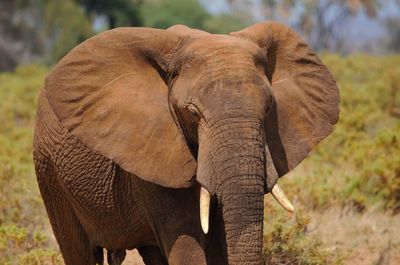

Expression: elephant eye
xmin=186 ymin=104 xmax=200 ymax=119
xmin=265 ymin=103 xmax=271 ymax=113
xmin=264 ymin=93 xmax=275 ymax=114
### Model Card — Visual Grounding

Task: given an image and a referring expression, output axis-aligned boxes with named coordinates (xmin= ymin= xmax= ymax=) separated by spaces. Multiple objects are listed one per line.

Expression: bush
xmin=0 ymin=65 xmax=47 ymax=224
xmin=0 ymin=65 xmax=60 ymax=264
xmin=279 ymin=54 xmax=400 ymax=213
xmin=263 ymin=211 xmax=341 ymax=265
xmin=0 ymin=224 xmax=62 ymax=264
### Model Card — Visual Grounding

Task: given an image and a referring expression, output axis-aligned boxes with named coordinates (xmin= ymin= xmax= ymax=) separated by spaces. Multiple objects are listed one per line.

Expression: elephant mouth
xmin=198 ymin=183 xmax=294 ymax=234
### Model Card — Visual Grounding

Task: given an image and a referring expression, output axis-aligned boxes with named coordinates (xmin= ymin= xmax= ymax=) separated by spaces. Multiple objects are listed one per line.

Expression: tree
xmin=295 ymin=0 xmax=380 ymax=52
xmin=75 ymin=0 xmax=143 ymax=28
xmin=140 ymin=0 xmax=210 ymax=29
xmin=0 ymin=0 xmax=44 ymax=70
xmin=200 ymin=0 xmax=253 ymax=33
xmin=203 ymin=13 xmax=251 ymax=34
xmin=44 ymin=0 xmax=93 ymax=62
xmin=384 ymin=0 xmax=400 ymax=52
xmin=227 ymin=0 xmax=382 ymax=52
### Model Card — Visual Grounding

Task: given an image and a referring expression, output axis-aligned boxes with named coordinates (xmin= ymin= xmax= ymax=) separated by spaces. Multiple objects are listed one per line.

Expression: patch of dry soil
xmin=123 ymin=249 xmax=144 ymax=265
xmin=308 ymin=207 xmax=400 ymax=265
xmin=112 ymin=208 xmax=400 ymax=265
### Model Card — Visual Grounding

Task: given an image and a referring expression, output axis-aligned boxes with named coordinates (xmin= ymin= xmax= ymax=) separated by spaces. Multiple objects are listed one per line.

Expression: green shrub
xmin=0 ymin=224 xmax=62 ymax=264
xmin=279 ymin=54 xmax=400 ymax=213
xmin=0 ymin=65 xmax=60 ymax=264
xmin=0 ymin=64 xmax=47 ymax=225
xmin=263 ymin=209 xmax=342 ymax=265
xmin=18 ymin=249 xmax=62 ymax=265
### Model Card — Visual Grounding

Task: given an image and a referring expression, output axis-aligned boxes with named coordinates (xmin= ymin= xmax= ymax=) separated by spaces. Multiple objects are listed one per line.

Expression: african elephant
xmin=33 ymin=21 xmax=339 ymax=265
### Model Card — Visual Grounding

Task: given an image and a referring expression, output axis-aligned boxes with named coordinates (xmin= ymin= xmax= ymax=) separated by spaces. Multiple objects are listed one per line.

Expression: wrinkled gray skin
xmin=33 ymin=22 xmax=339 ymax=265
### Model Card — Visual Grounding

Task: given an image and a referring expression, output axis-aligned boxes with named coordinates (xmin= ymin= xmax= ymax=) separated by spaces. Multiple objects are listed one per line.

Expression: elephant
xmin=33 ymin=21 xmax=339 ymax=265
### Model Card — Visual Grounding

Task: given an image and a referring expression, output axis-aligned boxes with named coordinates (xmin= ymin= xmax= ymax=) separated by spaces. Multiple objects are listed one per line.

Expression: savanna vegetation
xmin=0 ymin=54 xmax=399 ymax=264
xmin=2 ymin=0 xmax=400 ymax=72
xmin=263 ymin=54 xmax=400 ymax=265
xmin=0 ymin=65 xmax=63 ymax=264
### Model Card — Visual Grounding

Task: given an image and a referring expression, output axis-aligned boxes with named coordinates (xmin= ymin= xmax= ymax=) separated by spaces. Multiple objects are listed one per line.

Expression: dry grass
xmin=308 ymin=207 xmax=400 ymax=265
xmin=123 ymin=206 xmax=400 ymax=265
xmin=1 ymin=55 xmax=399 ymax=264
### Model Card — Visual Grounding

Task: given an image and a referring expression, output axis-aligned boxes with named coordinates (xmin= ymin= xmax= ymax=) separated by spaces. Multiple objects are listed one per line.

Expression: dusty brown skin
xmin=33 ymin=22 xmax=339 ymax=265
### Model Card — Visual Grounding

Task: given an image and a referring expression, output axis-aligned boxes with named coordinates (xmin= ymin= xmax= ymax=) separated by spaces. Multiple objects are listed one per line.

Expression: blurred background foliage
xmin=1 ymin=0 xmax=400 ymax=70
xmin=0 ymin=0 xmax=399 ymax=264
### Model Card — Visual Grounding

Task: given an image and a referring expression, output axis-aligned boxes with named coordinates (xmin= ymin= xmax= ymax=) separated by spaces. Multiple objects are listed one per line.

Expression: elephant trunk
xmin=221 ymin=175 xmax=264 ymax=264
xmin=208 ymin=116 xmax=265 ymax=265
xmin=221 ymin=158 xmax=265 ymax=264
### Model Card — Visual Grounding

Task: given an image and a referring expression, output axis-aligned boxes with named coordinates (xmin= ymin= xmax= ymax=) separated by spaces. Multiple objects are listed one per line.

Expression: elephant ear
xmin=45 ymin=27 xmax=197 ymax=188
xmin=231 ymin=22 xmax=339 ymax=177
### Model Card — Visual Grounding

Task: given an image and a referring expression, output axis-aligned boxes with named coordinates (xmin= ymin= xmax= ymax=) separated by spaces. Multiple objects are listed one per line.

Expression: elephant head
xmin=45 ymin=21 xmax=339 ymax=264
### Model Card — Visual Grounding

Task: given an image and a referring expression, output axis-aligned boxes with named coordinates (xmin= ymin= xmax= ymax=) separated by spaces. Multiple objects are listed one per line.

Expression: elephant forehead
xmin=183 ymin=34 xmax=263 ymax=59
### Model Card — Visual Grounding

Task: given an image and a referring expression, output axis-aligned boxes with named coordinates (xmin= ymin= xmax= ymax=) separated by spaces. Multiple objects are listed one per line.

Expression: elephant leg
xmin=134 ymin=178 xmax=207 ymax=265
xmin=35 ymin=158 xmax=98 ymax=265
xmin=40 ymin=182 xmax=97 ymax=264
xmin=138 ymin=246 xmax=168 ymax=265
xmin=167 ymin=234 xmax=208 ymax=265
xmin=95 ymin=247 xmax=105 ymax=265
xmin=107 ymin=249 xmax=126 ymax=265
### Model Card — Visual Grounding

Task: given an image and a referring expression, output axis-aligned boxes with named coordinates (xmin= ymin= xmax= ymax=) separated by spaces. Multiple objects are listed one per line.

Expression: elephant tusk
xmin=200 ymin=187 xmax=211 ymax=234
xmin=271 ymin=184 xmax=295 ymax=213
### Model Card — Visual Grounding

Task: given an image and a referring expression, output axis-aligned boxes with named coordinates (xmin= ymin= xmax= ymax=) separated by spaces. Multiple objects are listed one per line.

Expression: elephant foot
xmin=107 ymin=249 xmax=126 ymax=265
xmin=138 ymin=246 xmax=168 ymax=265
xmin=94 ymin=247 xmax=104 ymax=264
